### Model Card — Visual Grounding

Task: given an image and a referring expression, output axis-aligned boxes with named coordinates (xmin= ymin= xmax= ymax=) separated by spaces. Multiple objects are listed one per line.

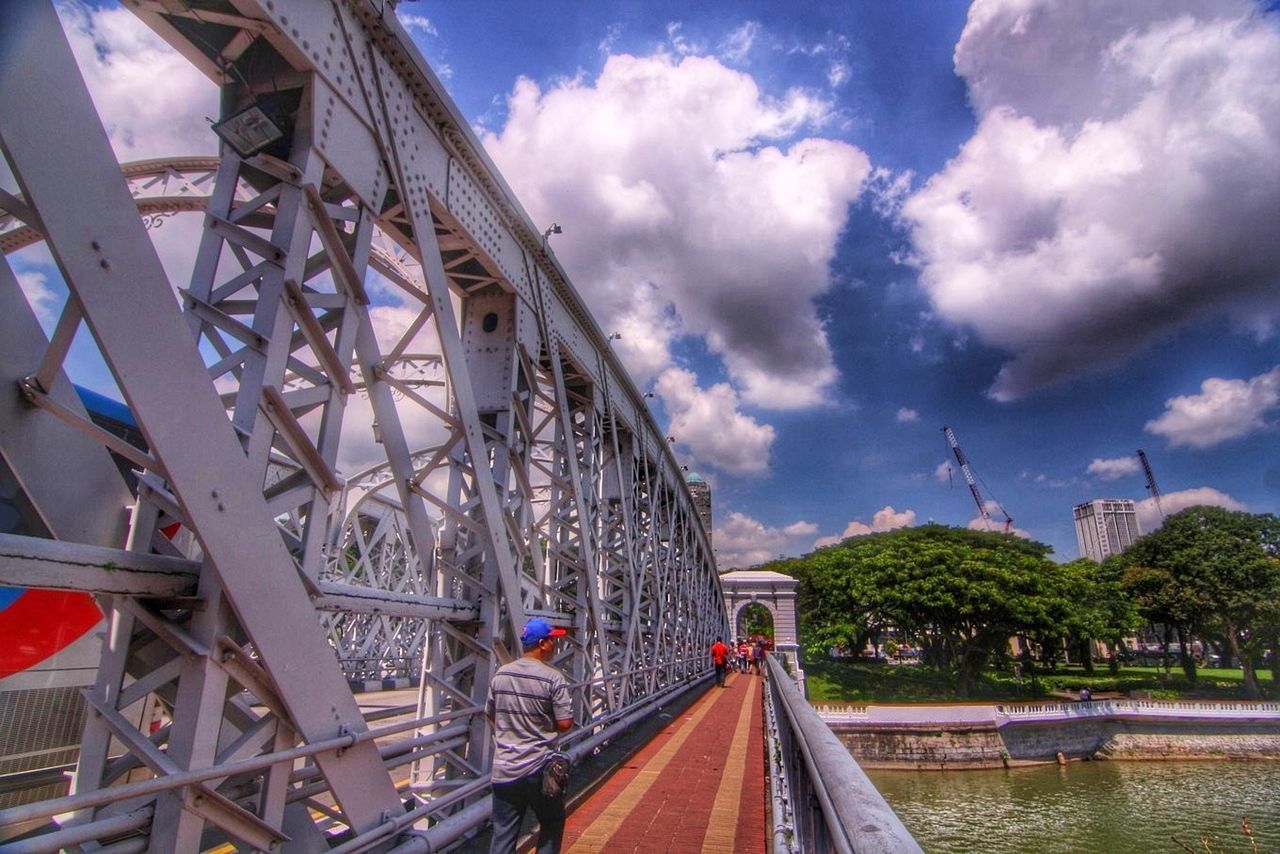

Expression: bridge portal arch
xmin=719 ymin=570 xmax=803 ymax=681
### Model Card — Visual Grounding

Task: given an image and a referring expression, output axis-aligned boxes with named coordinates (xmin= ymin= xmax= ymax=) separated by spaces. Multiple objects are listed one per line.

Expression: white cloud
xmin=598 ymin=23 xmax=623 ymax=55
xmin=934 ymin=460 xmax=953 ymax=483
xmin=397 ymin=13 xmax=437 ymax=37
xmin=482 ymin=51 xmax=870 ymax=409
xmin=16 ymin=271 xmax=60 ymax=326
xmin=719 ymin=22 xmax=760 ymax=63
xmin=965 ymin=515 xmax=1031 ymax=539
xmin=57 ymin=2 xmax=217 ymax=160
xmin=656 ymin=367 xmax=774 ymax=475
xmin=813 ymin=505 xmax=916 ymax=548
xmin=1087 ymin=456 xmax=1141 ymax=481
xmin=1145 ymin=366 xmax=1280 ymax=449
xmin=904 ymin=0 xmax=1280 ymax=399
xmin=715 ymin=511 xmax=816 ymax=569
xmin=827 ymin=60 xmax=852 ymax=88
xmin=1136 ymin=486 xmax=1247 ymax=533
xmin=666 ymin=22 xmax=704 ymax=57
xmin=896 ymin=407 xmax=919 ymax=423
xmin=783 ymin=520 xmax=819 ymax=537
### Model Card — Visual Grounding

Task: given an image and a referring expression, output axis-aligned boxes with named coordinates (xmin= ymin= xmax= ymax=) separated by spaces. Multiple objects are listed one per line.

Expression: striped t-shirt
xmin=486 ymin=656 xmax=572 ymax=783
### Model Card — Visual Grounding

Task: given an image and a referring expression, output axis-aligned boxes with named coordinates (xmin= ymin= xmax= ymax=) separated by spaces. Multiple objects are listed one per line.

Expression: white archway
xmin=719 ymin=569 xmax=803 ymax=684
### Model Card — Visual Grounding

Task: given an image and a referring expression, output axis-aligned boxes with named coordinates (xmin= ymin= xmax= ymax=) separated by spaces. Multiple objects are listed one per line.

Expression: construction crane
xmin=942 ymin=425 xmax=1013 ymax=533
xmin=1137 ymin=448 xmax=1166 ymax=521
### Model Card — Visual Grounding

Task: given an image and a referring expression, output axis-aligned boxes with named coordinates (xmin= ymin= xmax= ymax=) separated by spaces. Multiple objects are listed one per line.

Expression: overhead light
xmin=212 ymin=102 xmax=286 ymax=158
xmin=543 ymin=223 xmax=562 ymax=240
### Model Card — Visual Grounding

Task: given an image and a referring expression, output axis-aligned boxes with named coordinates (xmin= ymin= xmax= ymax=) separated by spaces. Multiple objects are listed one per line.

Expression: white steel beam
xmin=0 ymin=0 xmax=401 ymax=837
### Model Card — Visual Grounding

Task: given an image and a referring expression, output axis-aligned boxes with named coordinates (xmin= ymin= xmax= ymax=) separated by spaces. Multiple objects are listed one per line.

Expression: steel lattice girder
xmin=0 ymin=0 xmax=728 ymax=849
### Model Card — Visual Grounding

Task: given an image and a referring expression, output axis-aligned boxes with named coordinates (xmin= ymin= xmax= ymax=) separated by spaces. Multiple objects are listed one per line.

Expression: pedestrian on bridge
xmin=711 ymin=636 xmax=729 ymax=687
xmin=487 ymin=618 xmax=573 ymax=854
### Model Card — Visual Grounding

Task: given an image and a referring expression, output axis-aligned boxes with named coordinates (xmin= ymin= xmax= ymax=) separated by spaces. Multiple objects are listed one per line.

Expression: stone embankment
xmin=815 ymin=700 xmax=1280 ymax=769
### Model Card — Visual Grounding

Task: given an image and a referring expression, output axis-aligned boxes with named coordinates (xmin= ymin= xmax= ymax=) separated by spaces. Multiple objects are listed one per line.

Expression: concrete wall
xmin=832 ymin=718 xmax=1280 ymax=769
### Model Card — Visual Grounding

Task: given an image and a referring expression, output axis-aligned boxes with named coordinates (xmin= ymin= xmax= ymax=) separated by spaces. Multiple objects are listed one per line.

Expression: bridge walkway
xmin=561 ymin=669 xmax=766 ymax=853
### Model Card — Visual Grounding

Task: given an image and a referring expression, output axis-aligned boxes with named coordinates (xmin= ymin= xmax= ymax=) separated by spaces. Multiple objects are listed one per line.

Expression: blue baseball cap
xmin=521 ymin=618 xmax=568 ymax=647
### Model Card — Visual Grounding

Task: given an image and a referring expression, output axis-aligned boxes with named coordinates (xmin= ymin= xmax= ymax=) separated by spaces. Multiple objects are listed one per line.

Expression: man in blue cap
xmin=487 ymin=618 xmax=573 ymax=853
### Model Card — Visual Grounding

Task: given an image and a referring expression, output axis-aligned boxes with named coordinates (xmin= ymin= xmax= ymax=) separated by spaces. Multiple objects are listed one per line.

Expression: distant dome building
xmin=684 ymin=471 xmax=712 ymax=547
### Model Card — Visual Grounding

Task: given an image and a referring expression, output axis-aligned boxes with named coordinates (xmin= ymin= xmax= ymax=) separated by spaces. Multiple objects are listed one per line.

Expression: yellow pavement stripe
xmin=700 ymin=676 xmax=758 ymax=853
xmin=567 ymin=679 xmax=733 ymax=853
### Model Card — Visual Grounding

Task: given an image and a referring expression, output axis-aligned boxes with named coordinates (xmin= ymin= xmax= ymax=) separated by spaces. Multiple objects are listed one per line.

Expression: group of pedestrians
xmin=709 ymin=635 xmax=766 ymax=686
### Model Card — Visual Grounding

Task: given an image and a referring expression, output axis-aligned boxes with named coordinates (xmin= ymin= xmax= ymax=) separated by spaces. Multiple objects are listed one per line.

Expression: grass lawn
xmin=804 ymin=658 xmax=1280 ymax=704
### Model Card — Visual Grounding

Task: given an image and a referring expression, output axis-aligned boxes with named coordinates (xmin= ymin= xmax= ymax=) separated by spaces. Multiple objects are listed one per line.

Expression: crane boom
xmin=1137 ymin=448 xmax=1166 ymax=521
xmin=943 ymin=425 xmax=1013 ymax=532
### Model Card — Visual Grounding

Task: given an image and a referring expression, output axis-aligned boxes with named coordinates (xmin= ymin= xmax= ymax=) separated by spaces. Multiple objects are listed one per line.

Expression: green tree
xmin=1033 ymin=558 xmax=1139 ymax=674
xmin=1120 ymin=506 xmax=1280 ymax=698
xmin=781 ymin=525 xmax=1071 ymax=696
xmin=737 ymin=602 xmax=774 ymax=638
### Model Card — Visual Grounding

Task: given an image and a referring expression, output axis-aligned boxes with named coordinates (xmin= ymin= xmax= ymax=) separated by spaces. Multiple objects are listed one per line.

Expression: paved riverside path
xmin=562 ymin=670 xmax=766 ymax=853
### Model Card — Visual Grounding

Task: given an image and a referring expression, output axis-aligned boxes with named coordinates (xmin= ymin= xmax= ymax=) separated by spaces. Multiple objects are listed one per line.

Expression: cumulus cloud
xmin=1136 ymin=486 xmax=1247 ymax=533
xmin=934 ymin=460 xmax=953 ymax=483
xmin=896 ymin=407 xmax=919 ymax=423
xmin=1087 ymin=456 xmax=1141 ymax=481
xmin=965 ymin=514 xmax=1031 ymax=538
xmin=715 ymin=511 xmax=817 ymax=569
xmin=57 ymin=2 xmax=217 ymax=160
xmin=904 ymin=0 xmax=1280 ymax=399
xmin=656 ymin=367 xmax=774 ymax=475
xmin=15 ymin=271 xmax=60 ymax=326
xmin=813 ymin=505 xmax=916 ymax=548
xmin=1145 ymin=366 xmax=1280 ymax=448
xmin=482 ymin=50 xmax=870 ymax=408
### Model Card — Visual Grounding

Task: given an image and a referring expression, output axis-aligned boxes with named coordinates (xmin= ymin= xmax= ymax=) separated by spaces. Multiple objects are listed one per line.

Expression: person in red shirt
xmin=738 ymin=640 xmax=751 ymax=673
xmin=710 ymin=636 xmax=729 ymax=688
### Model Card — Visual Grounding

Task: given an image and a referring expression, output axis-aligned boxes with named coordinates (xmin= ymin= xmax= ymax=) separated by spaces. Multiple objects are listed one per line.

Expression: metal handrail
xmin=764 ymin=655 xmax=921 ymax=854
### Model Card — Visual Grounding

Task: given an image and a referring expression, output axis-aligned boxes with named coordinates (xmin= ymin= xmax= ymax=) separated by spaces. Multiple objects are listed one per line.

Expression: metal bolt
xmin=91 ymin=240 xmax=101 ymax=251
xmin=99 ymin=259 xmax=110 ymax=269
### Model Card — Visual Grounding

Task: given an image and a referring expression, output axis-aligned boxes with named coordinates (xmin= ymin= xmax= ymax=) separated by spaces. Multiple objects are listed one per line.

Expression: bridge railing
xmin=762 ymin=655 xmax=921 ymax=854
xmin=995 ymin=699 xmax=1280 ymax=723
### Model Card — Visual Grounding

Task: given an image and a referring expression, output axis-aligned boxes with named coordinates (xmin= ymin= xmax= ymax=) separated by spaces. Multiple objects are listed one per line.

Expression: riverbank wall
xmin=816 ymin=700 xmax=1280 ymax=769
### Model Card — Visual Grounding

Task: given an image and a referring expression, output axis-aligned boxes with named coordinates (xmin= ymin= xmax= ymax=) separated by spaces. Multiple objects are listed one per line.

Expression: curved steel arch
xmin=0 ymin=2 xmax=727 ymax=850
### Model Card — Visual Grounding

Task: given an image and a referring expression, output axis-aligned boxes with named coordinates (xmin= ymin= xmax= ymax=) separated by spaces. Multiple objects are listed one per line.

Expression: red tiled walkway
xmin=563 ymin=671 xmax=767 ymax=853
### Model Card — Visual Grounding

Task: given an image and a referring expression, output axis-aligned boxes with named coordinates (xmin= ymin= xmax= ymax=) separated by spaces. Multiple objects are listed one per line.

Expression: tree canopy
xmin=768 ymin=525 xmax=1129 ymax=695
xmin=1117 ymin=505 xmax=1280 ymax=697
xmin=762 ymin=509 xmax=1278 ymax=698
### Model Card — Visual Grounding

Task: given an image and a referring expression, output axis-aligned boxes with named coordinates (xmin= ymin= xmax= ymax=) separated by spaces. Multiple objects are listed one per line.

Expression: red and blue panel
xmin=0 ymin=587 xmax=101 ymax=680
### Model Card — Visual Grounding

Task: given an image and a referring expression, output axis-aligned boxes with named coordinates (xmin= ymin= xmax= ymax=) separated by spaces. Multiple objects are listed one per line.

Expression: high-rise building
xmin=1073 ymin=499 xmax=1142 ymax=562
xmin=684 ymin=471 xmax=712 ymax=546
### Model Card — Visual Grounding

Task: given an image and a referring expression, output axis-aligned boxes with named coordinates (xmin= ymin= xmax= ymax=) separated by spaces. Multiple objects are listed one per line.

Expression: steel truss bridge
xmin=0 ymin=1 xmax=728 ymax=849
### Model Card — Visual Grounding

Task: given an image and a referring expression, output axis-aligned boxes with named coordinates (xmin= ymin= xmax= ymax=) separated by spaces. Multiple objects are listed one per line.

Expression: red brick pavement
xmin=561 ymin=671 xmax=767 ymax=853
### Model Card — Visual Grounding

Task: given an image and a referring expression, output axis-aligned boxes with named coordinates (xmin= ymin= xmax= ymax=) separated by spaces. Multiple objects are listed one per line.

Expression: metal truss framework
xmin=0 ymin=1 xmax=727 ymax=850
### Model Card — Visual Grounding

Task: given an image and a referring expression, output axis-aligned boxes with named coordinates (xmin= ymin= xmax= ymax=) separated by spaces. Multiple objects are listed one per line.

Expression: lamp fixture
xmin=542 ymin=223 xmax=562 ymax=240
xmin=211 ymin=102 xmax=286 ymax=158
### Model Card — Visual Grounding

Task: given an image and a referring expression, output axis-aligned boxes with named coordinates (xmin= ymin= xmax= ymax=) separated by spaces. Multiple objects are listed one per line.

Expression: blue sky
xmin=397 ymin=0 xmax=1280 ymax=565
xmin=26 ymin=1 xmax=1280 ymax=566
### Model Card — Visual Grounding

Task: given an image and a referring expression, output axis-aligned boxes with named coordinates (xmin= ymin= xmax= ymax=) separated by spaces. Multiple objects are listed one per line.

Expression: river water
xmin=865 ymin=761 xmax=1280 ymax=853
